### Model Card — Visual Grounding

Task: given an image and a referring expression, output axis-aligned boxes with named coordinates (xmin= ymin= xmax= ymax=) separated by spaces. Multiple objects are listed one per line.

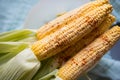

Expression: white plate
xmin=24 ymin=0 xmax=90 ymax=29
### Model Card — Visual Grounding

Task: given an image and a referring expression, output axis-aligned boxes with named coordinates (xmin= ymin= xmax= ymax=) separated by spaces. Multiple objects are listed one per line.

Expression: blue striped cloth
xmin=0 ymin=0 xmax=120 ymax=80
xmin=110 ymin=0 xmax=120 ymax=22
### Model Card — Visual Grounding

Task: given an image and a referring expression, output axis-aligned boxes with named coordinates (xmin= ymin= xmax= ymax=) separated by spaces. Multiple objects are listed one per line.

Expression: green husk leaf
xmin=0 ymin=29 xmax=36 ymax=42
xmin=39 ymin=69 xmax=58 ymax=80
xmin=33 ymin=57 xmax=60 ymax=80
xmin=0 ymin=42 xmax=29 ymax=65
xmin=0 ymin=29 xmax=41 ymax=80
xmin=0 ymin=49 xmax=40 ymax=80
xmin=0 ymin=29 xmax=37 ymax=64
xmin=0 ymin=29 xmax=61 ymax=80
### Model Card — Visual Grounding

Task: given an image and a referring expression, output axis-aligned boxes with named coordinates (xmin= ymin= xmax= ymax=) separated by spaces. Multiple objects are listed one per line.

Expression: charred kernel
xmin=32 ymin=2 xmax=112 ymax=61
xmin=37 ymin=0 xmax=110 ymax=40
xmin=57 ymin=26 xmax=120 ymax=80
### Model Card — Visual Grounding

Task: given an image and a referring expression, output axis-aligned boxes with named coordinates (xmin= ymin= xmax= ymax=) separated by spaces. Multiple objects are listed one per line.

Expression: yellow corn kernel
xmin=37 ymin=0 xmax=109 ymax=40
xmin=53 ymin=14 xmax=115 ymax=65
xmin=31 ymin=4 xmax=112 ymax=61
xmin=57 ymin=26 xmax=120 ymax=80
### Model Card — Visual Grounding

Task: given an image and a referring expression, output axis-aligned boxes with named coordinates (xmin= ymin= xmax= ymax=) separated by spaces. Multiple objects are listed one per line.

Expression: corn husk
xmin=0 ymin=29 xmax=40 ymax=80
xmin=0 ymin=49 xmax=40 ymax=80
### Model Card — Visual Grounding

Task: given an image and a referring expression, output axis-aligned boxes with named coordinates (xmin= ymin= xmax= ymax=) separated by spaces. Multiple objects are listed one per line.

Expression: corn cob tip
xmin=96 ymin=0 xmax=109 ymax=4
xmin=111 ymin=26 xmax=120 ymax=32
xmin=102 ymin=4 xmax=113 ymax=14
xmin=108 ymin=14 xmax=116 ymax=23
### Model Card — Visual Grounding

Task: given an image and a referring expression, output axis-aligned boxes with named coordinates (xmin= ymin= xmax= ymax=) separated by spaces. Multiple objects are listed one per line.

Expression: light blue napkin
xmin=0 ymin=0 xmax=39 ymax=32
xmin=90 ymin=57 xmax=120 ymax=80
xmin=110 ymin=0 xmax=120 ymax=22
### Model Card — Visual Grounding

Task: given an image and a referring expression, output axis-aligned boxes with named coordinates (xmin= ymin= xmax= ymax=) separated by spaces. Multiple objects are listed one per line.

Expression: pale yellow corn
xmin=53 ymin=14 xmax=115 ymax=65
xmin=31 ymin=4 xmax=112 ymax=61
xmin=37 ymin=0 xmax=109 ymax=40
xmin=57 ymin=26 xmax=120 ymax=80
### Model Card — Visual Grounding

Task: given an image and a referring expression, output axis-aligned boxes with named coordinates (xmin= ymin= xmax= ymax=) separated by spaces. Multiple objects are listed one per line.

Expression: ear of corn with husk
xmin=1 ymin=0 xmax=120 ymax=80
xmin=32 ymin=0 xmax=117 ymax=79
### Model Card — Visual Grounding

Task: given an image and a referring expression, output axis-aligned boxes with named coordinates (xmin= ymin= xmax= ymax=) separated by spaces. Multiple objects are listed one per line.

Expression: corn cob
xmin=57 ymin=26 xmax=120 ymax=80
xmin=31 ymin=4 xmax=112 ymax=61
xmin=53 ymin=14 xmax=115 ymax=65
xmin=35 ymin=14 xmax=115 ymax=75
xmin=37 ymin=0 xmax=109 ymax=40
